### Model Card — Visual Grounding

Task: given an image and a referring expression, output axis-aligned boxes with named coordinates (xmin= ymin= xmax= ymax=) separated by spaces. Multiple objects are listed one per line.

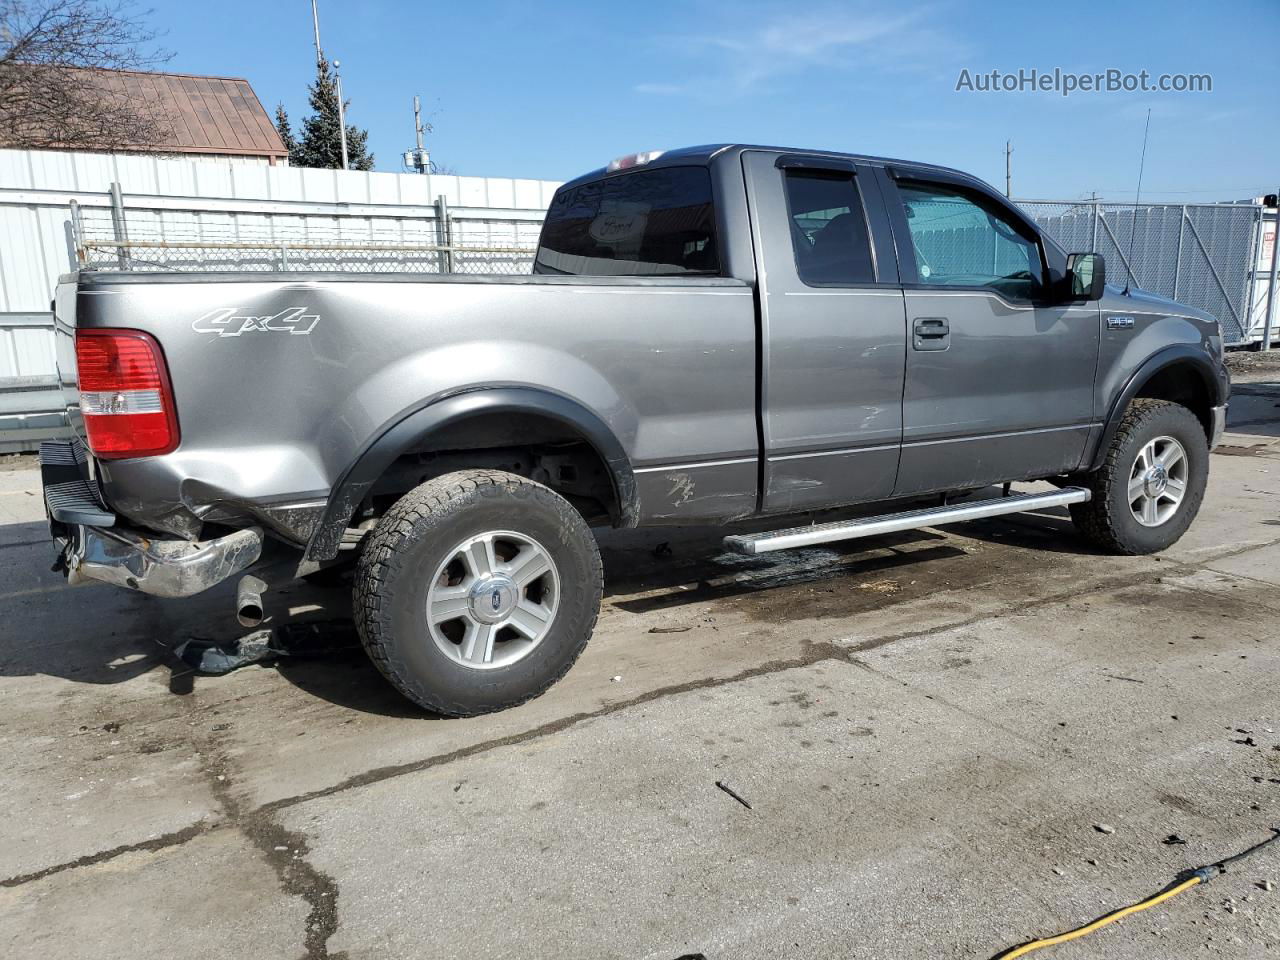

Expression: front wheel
xmin=354 ymin=470 xmax=602 ymax=716
xmin=1070 ymin=398 xmax=1209 ymax=554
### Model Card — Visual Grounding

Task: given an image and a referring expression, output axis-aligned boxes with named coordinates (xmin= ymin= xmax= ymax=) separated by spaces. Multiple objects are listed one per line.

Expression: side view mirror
xmin=1066 ymin=252 xmax=1105 ymax=301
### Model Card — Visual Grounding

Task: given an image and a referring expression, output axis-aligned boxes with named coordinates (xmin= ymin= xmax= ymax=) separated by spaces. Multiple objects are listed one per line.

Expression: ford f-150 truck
xmin=42 ymin=144 xmax=1229 ymax=715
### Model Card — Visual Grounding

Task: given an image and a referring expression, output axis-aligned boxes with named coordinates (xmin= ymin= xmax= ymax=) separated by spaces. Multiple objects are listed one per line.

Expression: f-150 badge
xmin=192 ymin=307 xmax=319 ymax=338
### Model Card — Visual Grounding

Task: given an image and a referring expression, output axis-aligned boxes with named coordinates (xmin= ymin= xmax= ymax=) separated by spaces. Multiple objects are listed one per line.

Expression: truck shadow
xmin=946 ymin=508 xmax=1101 ymax=556
xmin=0 ymin=520 xmax=416 ymax=714
xmin=599 ymin=494 xmax=1097 ymax=613
xmin=601 ymin=528 xmax=964 ymax=614
xmin=0 ymin=493 xmax=1093 ymax=718
xmin=145 ymin=575 xmax=423 ymax=718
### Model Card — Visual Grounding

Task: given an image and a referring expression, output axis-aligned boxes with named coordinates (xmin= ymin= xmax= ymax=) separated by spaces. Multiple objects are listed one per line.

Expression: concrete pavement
xmin=2 ymin=371 xmax=1279 ymax=959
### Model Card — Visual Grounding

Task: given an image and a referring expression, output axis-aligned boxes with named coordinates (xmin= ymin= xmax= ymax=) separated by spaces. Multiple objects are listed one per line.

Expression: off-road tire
xmin=354 ymin=470 xmax=602 ymax=716
xmin=1070 ymin=399 xmax=1209 ymax=554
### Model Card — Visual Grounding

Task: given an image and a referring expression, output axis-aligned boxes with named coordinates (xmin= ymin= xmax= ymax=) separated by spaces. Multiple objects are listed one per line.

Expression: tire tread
xmin=1071 ymin=398 xmax=1207 ymax=554
xmin=354 ymin=470 xmax=602 ymax=716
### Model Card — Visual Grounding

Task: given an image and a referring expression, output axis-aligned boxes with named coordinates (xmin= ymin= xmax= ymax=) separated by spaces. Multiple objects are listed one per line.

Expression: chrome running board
xmin=722 ymin=486 xmax=1092 ymax=556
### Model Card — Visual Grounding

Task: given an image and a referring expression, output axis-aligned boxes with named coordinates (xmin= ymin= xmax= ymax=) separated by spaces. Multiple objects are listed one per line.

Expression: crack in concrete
xmin=0 ymin=537 xmax=56 ymax=552
xmin=0 ymin=821 xmax=212 ymax=888
xmin=0 ymin=644 xmax=849 ymax=893
xmin=254 ymin=638 xmax=850 ymax=818
xmin=0 ymin=641 xmax=851 ymax=953
xmin=199 ymin=744 xmax=345 ymax=960
xmin=7 ymin=532 xmax=1278 ymax=911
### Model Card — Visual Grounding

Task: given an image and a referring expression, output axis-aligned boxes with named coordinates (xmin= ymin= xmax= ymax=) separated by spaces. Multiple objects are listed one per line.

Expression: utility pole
xmin=1005 ymin=140 xmax=1012 ymax=198
xmin=1263 ymin=188 xmax=1279 ymax=351
xmin=310 ymin=0 xmax=323 ymax=65
xmin=1088 ymin=192 xmax=1100 ymax=251
xmin=334 ymin=59 xmax=349 ymax=171
xmin=406 ymin=95 xmax=429 ymax=173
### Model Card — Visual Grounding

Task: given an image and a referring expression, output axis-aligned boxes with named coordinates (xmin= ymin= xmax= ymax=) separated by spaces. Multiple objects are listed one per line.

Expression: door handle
xmin=912 ymin=317 xmax=950 ymax=352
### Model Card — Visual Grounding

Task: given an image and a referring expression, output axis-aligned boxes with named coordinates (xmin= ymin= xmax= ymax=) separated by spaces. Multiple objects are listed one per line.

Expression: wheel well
xmin=1133 ymin=362 xmax=1213 ymax=440
xmin=364 ymin=411 xmax=621 ymax=526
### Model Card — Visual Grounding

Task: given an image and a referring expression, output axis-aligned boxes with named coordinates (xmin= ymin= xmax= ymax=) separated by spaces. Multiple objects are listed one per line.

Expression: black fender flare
xmin=1088 ymin=344 xmax=1226 ymax=471
xmin=307 ymin=387 xmax=638 ymax=560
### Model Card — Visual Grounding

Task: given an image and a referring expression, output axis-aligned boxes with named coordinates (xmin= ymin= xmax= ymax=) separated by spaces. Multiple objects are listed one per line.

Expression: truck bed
xmin=56 ymin=269 xmax=760 ymax=544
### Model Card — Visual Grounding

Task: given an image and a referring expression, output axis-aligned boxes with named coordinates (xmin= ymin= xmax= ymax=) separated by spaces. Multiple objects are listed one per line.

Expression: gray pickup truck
xmin=42 ymin=144 xmax=1229 ymax=715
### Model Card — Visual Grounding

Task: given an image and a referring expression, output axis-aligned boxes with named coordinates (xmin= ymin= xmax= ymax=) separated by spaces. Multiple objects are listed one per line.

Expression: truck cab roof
xmin=559 ymin=144 xmax=978 ymax=191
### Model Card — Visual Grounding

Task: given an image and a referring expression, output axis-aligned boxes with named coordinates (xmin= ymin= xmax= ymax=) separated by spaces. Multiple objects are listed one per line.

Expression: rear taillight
xmin=75 ymin=329 xmax=180 ymax=459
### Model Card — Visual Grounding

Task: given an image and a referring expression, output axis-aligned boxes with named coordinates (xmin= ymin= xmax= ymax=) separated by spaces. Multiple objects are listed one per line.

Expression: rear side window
xmin=534 ymin=167 xmax=720 ymax=276
xmin=783 ymin=170 xmax=875 ymax=285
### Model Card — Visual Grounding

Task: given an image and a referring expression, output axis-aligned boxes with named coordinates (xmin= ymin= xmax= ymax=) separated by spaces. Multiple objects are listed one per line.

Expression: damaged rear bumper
xmin=41 ymin=439 xmax=265 ymax=597
xmin=57 ymin=523 xmax=265 ymax=598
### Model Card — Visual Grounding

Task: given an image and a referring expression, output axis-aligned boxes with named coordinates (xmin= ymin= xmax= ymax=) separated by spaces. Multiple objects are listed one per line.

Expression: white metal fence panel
xmin=0 ymin=314 xmax=57 ymax=379
xmin=0 ymin=146 xmax=562 ymax=308
xmin=0 ymin=313 xmax=63 ymax=453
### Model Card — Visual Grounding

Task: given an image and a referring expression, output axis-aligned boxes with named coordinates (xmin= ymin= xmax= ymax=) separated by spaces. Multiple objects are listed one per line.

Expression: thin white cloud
xmin=639 ymin=3 xmax=968 ymax=98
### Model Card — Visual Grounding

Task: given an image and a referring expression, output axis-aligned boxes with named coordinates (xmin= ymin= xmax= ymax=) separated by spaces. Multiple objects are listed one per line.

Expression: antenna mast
xmin=1005 ymin=140 xmax=1012 ymax=198
xmin=310 ymin=0 xmax=323 ymax=65
xmin=1123 ymin=109 xmax=1152 ymax=295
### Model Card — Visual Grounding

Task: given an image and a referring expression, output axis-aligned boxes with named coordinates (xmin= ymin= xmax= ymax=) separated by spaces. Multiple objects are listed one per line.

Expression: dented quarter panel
xmin=634 ymin=460 xmax=758 ymax=523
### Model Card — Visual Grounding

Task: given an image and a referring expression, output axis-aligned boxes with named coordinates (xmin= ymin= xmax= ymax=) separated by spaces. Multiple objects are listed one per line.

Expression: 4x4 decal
xmin=192 ymin=307 xmax=319 ymax=338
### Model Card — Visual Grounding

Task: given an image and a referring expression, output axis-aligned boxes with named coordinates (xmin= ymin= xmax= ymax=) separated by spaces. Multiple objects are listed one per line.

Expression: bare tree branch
xmin=0 ymin=1 xmax=174 ymax=150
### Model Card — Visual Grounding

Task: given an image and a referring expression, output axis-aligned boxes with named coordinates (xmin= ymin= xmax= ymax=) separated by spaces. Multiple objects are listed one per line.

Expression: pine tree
xmin=274 ymin=104 xmax=299 ymax=163
xmin=293 ymin=57 xmax=374 ymax=171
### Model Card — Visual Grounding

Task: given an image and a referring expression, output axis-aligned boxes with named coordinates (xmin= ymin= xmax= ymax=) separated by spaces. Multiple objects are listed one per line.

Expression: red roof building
xmin=4 ymin=68 xmax=290 ymax=165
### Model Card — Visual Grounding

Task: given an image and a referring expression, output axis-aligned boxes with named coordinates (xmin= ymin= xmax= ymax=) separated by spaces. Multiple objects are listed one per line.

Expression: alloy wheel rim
xmin=1128 ymin=435 xmax=1188 ymax=528
xmin=425 ymin=530 xmax=560 ymax=669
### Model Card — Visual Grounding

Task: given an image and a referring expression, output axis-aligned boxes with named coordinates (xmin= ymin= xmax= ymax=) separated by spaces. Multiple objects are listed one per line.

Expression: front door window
xmin=898 ymin=182 xmax=1045 ymax=301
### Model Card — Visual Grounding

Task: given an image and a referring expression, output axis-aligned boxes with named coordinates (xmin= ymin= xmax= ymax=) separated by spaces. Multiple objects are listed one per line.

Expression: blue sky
xmin=146 ymin=0 xmax=1275 ymax=201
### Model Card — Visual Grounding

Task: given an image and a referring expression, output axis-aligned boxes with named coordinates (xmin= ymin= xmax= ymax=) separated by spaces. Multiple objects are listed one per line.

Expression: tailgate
xmin=52 ymin=276 xmax=87 ymax=449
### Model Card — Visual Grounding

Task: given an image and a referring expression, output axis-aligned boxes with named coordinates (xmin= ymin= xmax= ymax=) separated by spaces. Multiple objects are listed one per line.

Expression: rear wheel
xmin=354 ymin=470 xmax=602 ymax=716
xmin=1070 ymin=398 xmax=1209 ymax=554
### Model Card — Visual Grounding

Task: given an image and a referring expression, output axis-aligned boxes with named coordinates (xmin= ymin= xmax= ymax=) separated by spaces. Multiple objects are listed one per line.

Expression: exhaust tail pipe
xmin=236 ymin=575 xmax=268 ymax=628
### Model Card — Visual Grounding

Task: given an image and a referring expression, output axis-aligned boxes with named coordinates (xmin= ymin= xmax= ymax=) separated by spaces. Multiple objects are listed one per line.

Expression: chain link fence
xmin=1018 ymin=199 xmax=1265 ymax=345
xmin=71 ymin=188 xmax=542 ymax=277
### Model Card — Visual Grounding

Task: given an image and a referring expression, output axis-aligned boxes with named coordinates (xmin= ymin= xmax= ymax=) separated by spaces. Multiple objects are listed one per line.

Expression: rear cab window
xmin=535 ymin=167 xmax=720 ymax=276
